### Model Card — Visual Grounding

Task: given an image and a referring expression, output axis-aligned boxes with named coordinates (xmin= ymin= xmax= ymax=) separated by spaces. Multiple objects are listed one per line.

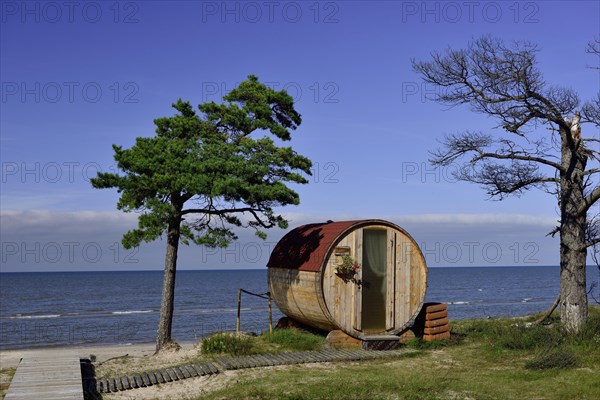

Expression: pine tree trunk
xmin=156 ymin=210 xmax=182 ymax=353
xmin=559 ymin=128 xmax=588 ymax=332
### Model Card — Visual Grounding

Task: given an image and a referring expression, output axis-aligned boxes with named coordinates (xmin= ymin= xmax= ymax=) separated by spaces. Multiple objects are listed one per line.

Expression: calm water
xmin=1 ymin=267 xmax=598 ymax=350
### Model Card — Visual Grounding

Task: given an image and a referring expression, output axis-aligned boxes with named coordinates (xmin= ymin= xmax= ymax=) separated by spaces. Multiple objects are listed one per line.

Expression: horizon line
xmin=0 ymin=265 xmax=570 ymax=274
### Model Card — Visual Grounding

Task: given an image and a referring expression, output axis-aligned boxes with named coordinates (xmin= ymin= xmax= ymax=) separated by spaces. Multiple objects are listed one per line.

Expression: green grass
xmin=198 ymin=354 xmax=599 ymax=400
xmin=405 ymin=330 xmax=464 ymax=350
xmin=198 ymin=329 xmax=326 ymax=358
xmin=262 ymin=328 xmax=325 ymax=352
xmin=200 ymin=332 xmax=254 ymax=356
xmin=524 ymin=349 xmax=578 ymax=370
xmin=198 ymin=307 xmax=600 ymax=400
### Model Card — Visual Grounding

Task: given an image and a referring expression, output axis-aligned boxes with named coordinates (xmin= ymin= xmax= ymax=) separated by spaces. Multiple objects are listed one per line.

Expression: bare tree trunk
xmin=559 ymin=129 xmax=588 ymax=332
xmin=559 ymin=215 xmax=588 ymax=332
xmin=156 ymin=209 xmax=182 ymax=353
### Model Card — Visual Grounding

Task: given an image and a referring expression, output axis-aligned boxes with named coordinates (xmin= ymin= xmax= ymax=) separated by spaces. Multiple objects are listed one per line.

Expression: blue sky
xmin=1 ymin=0 xmax=599 ymax=272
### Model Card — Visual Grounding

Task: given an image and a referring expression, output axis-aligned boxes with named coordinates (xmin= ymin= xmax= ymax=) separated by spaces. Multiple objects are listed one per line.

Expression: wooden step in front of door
xmin=360 ymin=335 xmax=402 ymax=350
xmin=326 ymin=330 xmax=403 ymax=350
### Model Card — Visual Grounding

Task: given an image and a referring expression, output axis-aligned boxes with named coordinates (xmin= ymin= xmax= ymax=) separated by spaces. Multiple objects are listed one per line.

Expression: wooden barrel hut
xmin=267 ymin=220 xmax=428 ymax=339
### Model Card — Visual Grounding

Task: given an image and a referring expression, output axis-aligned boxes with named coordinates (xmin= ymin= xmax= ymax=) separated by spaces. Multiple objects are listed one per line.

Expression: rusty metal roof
xmin=267 ymin=220 xmax=393 ymax=272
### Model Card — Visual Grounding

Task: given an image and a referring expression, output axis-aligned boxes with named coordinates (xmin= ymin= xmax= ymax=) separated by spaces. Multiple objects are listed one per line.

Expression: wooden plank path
xmin=96 ymin=348 xmax=416 ymax=394
xmin=5 ymin=351 xmax=83 ymax=400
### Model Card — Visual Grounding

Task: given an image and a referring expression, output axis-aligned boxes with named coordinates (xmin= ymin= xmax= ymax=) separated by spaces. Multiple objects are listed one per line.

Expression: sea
xmin=1 ymin=266 xmax=598 ymax=350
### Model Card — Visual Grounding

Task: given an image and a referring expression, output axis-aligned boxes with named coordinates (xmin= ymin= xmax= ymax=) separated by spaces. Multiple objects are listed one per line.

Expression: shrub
xmin=524 ymin=349 xmax=577 ymax=370
xmin=200 ymin=333 xmax=253 ymax=356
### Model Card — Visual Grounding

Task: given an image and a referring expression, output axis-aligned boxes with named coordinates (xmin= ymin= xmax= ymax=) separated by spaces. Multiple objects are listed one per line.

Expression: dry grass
xmin=96 ymin=344 xmax=203 ymax=379
xmin=0 ymin=368 xmax=16 ymax=400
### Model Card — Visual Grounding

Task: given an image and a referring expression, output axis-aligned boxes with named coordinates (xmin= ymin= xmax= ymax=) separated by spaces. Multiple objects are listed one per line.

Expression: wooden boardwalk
xmin=5 ymin=351 xmax=83 ymax=400
xmin=96 ymin=348 xmax=415 ymax=394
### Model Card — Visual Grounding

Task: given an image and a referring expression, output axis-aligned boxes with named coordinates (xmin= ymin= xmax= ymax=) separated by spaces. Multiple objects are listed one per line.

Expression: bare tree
xmin=413 ymin=36 xmax=600 ymax=332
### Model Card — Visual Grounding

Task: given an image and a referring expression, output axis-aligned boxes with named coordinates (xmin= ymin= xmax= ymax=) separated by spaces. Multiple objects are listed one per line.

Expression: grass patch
xmin=455 ymin=316 xmax=567 ymax=352
xmin=525 ymin=349 xmax=578 ymax=370
xmin=200 ymin=332 xmax=253 ymax=356
xmin=202 ymin=358 xmax=449 ymax=400
xmin=406 ymin=329 xmax=465 ymax=350
xmin=496 ymin=324 xmax=564 ymax=350
xmin=262 ymin=329 xmax=325 ymax=352
xmin=199 ymin=329 xmax=326 ymax=357
xmin=0 ymin=368 xmax=17 ymax=400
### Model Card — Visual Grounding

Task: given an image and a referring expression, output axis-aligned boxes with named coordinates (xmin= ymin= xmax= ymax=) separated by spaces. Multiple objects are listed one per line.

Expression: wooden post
xmin=236 ymin=288 xmax=242 ymax=333
xmin=268 ymin=291 xmax=273 ymax=334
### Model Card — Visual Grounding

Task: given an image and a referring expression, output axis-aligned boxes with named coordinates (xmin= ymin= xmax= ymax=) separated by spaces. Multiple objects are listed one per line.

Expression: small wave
xmin=111 ymin=310 xmax=154 ymax=315
xmin=196 ymin=308 xmax=253 ymax=314
xmin=449 ymin=301 xmax=470 ymax=305
xmin=477 ymin=289 xmax=483 ymax=292
xmin=10 ymin=314 xmax=61 ymax=319
xmin=521 ymin=298 xmax=532 ymax=303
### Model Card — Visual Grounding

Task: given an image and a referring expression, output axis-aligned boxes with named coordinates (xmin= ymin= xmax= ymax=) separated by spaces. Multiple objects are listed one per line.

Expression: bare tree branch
xmin=546 ymin=226 xmax=560 ymax=237
xmin=584 ymin=168 xmax=600 ymax=176
xmin=587 ymin=38 xmax=600 ymax=55
xmin=584 ymin=237 xmax=600 ymax=249
xmin=578 ymin=186 xmax=600 ymax=216
xmin=586 ymin=37 xmax=600 ymax=70
xmin=472 ymin=151 xmax=564 ymax=171
xmin=582 ymin=93 xmax=600 ymax=126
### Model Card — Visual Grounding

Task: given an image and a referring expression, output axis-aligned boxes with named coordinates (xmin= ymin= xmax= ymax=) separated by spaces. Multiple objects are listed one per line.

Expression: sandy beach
xmin=0 ymin=341 xmax=197 ymax=369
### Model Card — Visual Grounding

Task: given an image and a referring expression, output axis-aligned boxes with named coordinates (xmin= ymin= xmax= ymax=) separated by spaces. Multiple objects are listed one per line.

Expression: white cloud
xmin=0 ymin=209 xmax=563 ymax=272
xmin=280 ymin=212 xmax=557 ymax=228
xmin=1 ymin=209 xmax=138 ymax=236
xmin=392 ymin=213 xmax=557 ymax=227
